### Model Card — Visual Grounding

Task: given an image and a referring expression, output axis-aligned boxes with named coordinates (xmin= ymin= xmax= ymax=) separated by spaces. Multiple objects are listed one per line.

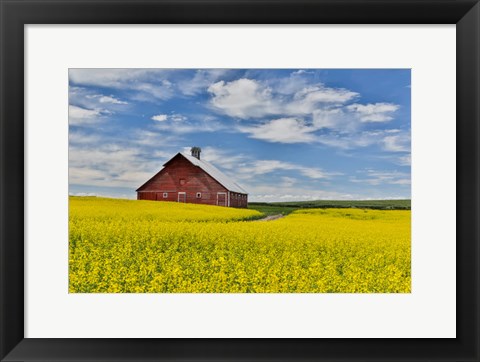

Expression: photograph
xmin=68 ymin=68 xmax=411 ymax=293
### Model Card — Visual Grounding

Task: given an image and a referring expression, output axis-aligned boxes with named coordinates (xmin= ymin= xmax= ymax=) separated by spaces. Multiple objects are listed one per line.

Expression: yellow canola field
xmin=69 ymin=197 xmax=411 ymax=293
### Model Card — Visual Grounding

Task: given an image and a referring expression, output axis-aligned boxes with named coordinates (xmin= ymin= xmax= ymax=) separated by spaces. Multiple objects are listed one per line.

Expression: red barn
xmin=136 ymin=147 xmax=248 ymax=208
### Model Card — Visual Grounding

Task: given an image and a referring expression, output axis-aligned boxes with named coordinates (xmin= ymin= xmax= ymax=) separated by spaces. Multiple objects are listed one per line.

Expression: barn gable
xmin=137 ymin=152 xmax=247 ymax=194
xmin=136 ymin=148 xmax=248 ymax=208
xmin=136 ymin=153 xmax=223 ymax=193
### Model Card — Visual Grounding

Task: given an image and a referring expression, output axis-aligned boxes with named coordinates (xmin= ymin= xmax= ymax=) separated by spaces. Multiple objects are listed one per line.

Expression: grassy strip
xmin=249 ymin=199 xmax=410 ymax=215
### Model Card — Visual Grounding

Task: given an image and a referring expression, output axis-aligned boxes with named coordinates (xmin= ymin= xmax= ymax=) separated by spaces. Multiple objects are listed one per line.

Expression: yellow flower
xmin=69 ymin=197 xmax=411 ymax=293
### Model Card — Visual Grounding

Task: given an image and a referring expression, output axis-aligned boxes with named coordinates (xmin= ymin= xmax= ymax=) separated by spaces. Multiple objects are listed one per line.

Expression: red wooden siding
xmin=137 ymin=154 xmax=248 ymax=208
xmin=229 ymin=192 xmax=248 ymax=208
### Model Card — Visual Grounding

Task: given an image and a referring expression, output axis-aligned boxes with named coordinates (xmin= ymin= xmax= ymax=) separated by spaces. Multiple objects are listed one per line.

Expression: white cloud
xmin=167 ymin=123 xmax=225 ymax=134
xmin=244 ymin=160 xmax=295 ymax=174
xmin=268 ymin=73 xmax=311 ymax=95
xmin=69 ymin=69 xmax=174 ymax=101
xmin=350 ymin=169 xmax=410 ymax=186
xmin=208 ymin=78 xmax=277 ymax=119
xmin=69 ymin=144 xmax=160 ymax=188
xmin=131 ymin=130 xmax=179 ymax=147
xmin=69 ymin=167 xmax=110 ymax=184
xmin=347 ymin=103 xmax=399 ymax=122
xmin=207 ymin=77 xmax=403 ymax=147
xmin=239 ymin=118 xmax=317 ymax=143
xmin=181 ymin=147 xmax=339 ymax=184
xmin=70 ymin=87 xmax=126 ymax=112
xmin=69 ymin=131 xmax=101 ymax=144
xmin=69 ymin=69 xmax=161 ymax=88
xmin=313 ymin=129 xmax=410 ymax=153
xmin=291 ymin=70 xmax=314 ymax=76
xmin=131 ymin=80 xmax=174 ymax=101
xmin=69 ymin=105 xmax=103 ymax=125
xmin=151 ymin=114 xmax=168 ymax=122
xmin=208 ymin=78 xmax=359 ymax=120
xmin=98 ymin=95 xmax=128 ymax=104
xmin=69 ymin=192 xmax=98 ymax=197
xmin=311 ymin=108 xmax=359 ymax=132
xmin=246 ymin=184 xmax=355 ymax=202
xmin=153 ymin=118 xmax=226 ymax=134
xmin=178 ymin=69 xmax=230 ymax=95
xmin=238 ymin=159 xmax=333 ymax=180
xmin=316 ymin=130 xmax=381 ymax=149
xmin=69 ymin=192 xmax=136 ymax=200
xmin=286 ymin=86 xmax=359 ymax=115
xmin=397 ymin=154 xmax=411 ymax=166
xmin=170 ymin=114 xmax=187 ymax=122
xmin=383 ymin=132 xmax=410 ymax=152
xmin=280 ymin=176 xmax=297 ymax=187
xmin=300 ymin=168 xmax=329 ymax=179
xmin=151 ymin=113 xmax=187 ymax=123
xmin=206 ymin=77 xmax=403 ymax=149
xmin=238 ymin=116 xmax=407 ymax=149
xmin=198 ymin=146 xmax=248 ymax=170
xmin=85 ymin=94 xmax=128 ymax=104
xmin=312 ymin=103 xmax=399 ymax=132
xmin=380 ymin=152 xmax=412 ymax=167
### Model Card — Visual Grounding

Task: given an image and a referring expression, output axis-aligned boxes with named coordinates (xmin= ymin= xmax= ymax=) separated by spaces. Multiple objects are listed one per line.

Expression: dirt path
xmin=256 ymin=214 xmax=284 ymax=222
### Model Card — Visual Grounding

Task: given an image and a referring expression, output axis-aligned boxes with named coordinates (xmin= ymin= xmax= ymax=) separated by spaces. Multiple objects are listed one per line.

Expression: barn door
xmin=178 ymin=192 xmax=186 ymax=203
xmin=217 ymin=192 xmax=227 ymax=206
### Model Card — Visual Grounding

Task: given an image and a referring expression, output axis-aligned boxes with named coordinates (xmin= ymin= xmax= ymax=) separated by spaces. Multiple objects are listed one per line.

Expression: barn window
xmin=180 ymin=178 xmax=186 ymax=185
xmin=163 ymin=192 xmax=168 ymax=198
xmin=196 ymin=192 xmax=202 ymax=198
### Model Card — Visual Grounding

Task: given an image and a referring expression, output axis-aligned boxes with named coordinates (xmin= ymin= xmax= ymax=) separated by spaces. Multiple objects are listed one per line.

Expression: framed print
xmin=1 ymin=0 xmax=479 ymax=361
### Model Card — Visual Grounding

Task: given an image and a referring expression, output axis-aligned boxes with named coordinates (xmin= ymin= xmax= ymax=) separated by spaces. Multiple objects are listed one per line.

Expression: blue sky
xmin=69 ymin=69 xmax=410 ymax=202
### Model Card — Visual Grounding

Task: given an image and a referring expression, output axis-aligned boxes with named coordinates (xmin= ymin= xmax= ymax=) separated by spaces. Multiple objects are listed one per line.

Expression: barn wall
xmin=229 ymin=192 xmax=248 ymax=208
xmin=137 ymin=155 xmax=249 ymax=207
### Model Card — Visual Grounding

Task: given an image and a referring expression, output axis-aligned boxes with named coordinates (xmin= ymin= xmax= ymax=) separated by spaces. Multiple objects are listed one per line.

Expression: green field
xmin=249 ymin=199 xmax=411 ymax=215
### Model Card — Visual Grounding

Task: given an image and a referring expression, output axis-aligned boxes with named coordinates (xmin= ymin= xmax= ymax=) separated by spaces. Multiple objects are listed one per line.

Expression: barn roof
xmin=179 ymin=152 xmax=248 ymax=194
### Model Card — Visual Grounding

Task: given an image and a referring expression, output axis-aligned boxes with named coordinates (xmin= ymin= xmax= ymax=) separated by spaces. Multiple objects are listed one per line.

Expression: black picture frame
xmin=1 ymin=0 xmax=479 ymax=361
